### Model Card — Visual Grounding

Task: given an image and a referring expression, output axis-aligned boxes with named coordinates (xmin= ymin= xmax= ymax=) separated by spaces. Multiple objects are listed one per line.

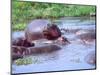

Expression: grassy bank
xmin=12 ymin=0 xmax=96 ymax=31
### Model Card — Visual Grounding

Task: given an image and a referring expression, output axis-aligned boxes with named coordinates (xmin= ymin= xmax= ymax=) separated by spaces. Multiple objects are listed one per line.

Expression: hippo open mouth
xmin=43 ymin=24 xmax=61 ymax=40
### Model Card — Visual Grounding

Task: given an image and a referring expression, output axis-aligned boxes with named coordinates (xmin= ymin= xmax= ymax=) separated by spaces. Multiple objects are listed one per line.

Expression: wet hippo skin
xmin=12 ymin=52 xmax=23 ymax=60
xmin=12 ymin=46 xmax=30 ymax=60
xmin=54 ymin=36 xmax=70 ymax=45
xmin=84 ymin=51 xmax=96 ymax=65
xmin=77 ymin=32 xmax=96 ymax=44
xmin=12 ymin=31 xmax=34 ymax=47
xmin=27 ymin=44 xmax=61 ymax=54
xmin=12 ymin=44 xmax=61 ymax=60
xmin=12 ymin=19 xmax=61 ymax=46
xmin=12 ymin=19 xmax=62 ymax=60
xmin=25 ymin=19 xmax=61 ymax=43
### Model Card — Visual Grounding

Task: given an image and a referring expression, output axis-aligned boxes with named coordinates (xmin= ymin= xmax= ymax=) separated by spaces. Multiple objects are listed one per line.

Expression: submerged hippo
xmin=84 ymin=51 xmax=96 ymax=65
xmin=12 ymin=52 xmax=23 ymax=60
xmin=27 ymin=44 xmax=61 ymax=54
xmin=25 ymin=19 xmax=61 ymax=43
xmin=12 ymin=44 xmax=61 ymax=60
xmin=12 ymin=19 xmax=62 ymax=60
xmin=12 ymin=19 xmax=61 ymax=46
xmin=12 ymin=31 xmax=34 ymax=47
xmin=54 ymin=36 xmax=70 ymax=45
xmin=77 ymin=32 xmax=96 ymax=44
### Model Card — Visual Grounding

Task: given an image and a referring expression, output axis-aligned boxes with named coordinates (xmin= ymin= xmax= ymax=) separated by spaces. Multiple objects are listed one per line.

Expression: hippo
xmin=27 ymin=44 xmax=61 ymax=54
xmin=25 ymin=19 xmax=61 ymax=43
xmin=54 ymin=36 xmax=70 ymax=45
xmin=84 ymin=51 xmax=96 ymax=65
xmin=12 ymin=31 xmax=34 ymax=47
xmin=12 ymin=52 xmax=23 ymax=60
xmin=12 ymin=19 xmax=62 ymax=60
xmin=12 ymin=44 xmax=61 ymax=60
xmin=12 ymin=19 xmax=61 ymax=46
xmin=77 ymin=32 xmax=96 ymax=44
xmin=12 ymin=46 xmax=27 ymax=55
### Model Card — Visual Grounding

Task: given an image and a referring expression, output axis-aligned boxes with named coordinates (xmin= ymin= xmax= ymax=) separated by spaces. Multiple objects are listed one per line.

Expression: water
xmin=12 ymin=17 xmax=96 ymax=74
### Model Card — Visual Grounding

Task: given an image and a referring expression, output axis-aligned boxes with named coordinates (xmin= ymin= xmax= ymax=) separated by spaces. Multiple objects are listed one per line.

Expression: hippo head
xmin=12 ymin=37 xmax=34 ymax=47
xmin=43 ymin=23 xmax=61 ymax=40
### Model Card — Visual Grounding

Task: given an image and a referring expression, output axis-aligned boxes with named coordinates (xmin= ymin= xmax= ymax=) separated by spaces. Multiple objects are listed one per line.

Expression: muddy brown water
xmin=12 ymin=17 xmax=96 ymax=74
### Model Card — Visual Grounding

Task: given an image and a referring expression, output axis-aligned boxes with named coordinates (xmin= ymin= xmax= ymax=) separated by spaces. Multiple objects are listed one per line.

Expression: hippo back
xmin=25 ymin=19 xmax=50 ymax=42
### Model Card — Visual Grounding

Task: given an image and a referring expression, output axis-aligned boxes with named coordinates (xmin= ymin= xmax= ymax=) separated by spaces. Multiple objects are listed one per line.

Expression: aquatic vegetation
xmin=14 ymin=56 xmax=42 ymax=66
xmin=15 ymin=57 xmax=33 ymax=65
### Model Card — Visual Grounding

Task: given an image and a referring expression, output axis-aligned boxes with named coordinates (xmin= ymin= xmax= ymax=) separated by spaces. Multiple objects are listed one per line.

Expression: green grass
xmin=15 ymin=57 xmax=33 ymax=65
xmin=12 ymin=0 xmax=96 ymax=31
xmin=12 ymin=23 xmax=26 ymax=31
xmin=14 ymin=56 xmax=42 ymax=65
